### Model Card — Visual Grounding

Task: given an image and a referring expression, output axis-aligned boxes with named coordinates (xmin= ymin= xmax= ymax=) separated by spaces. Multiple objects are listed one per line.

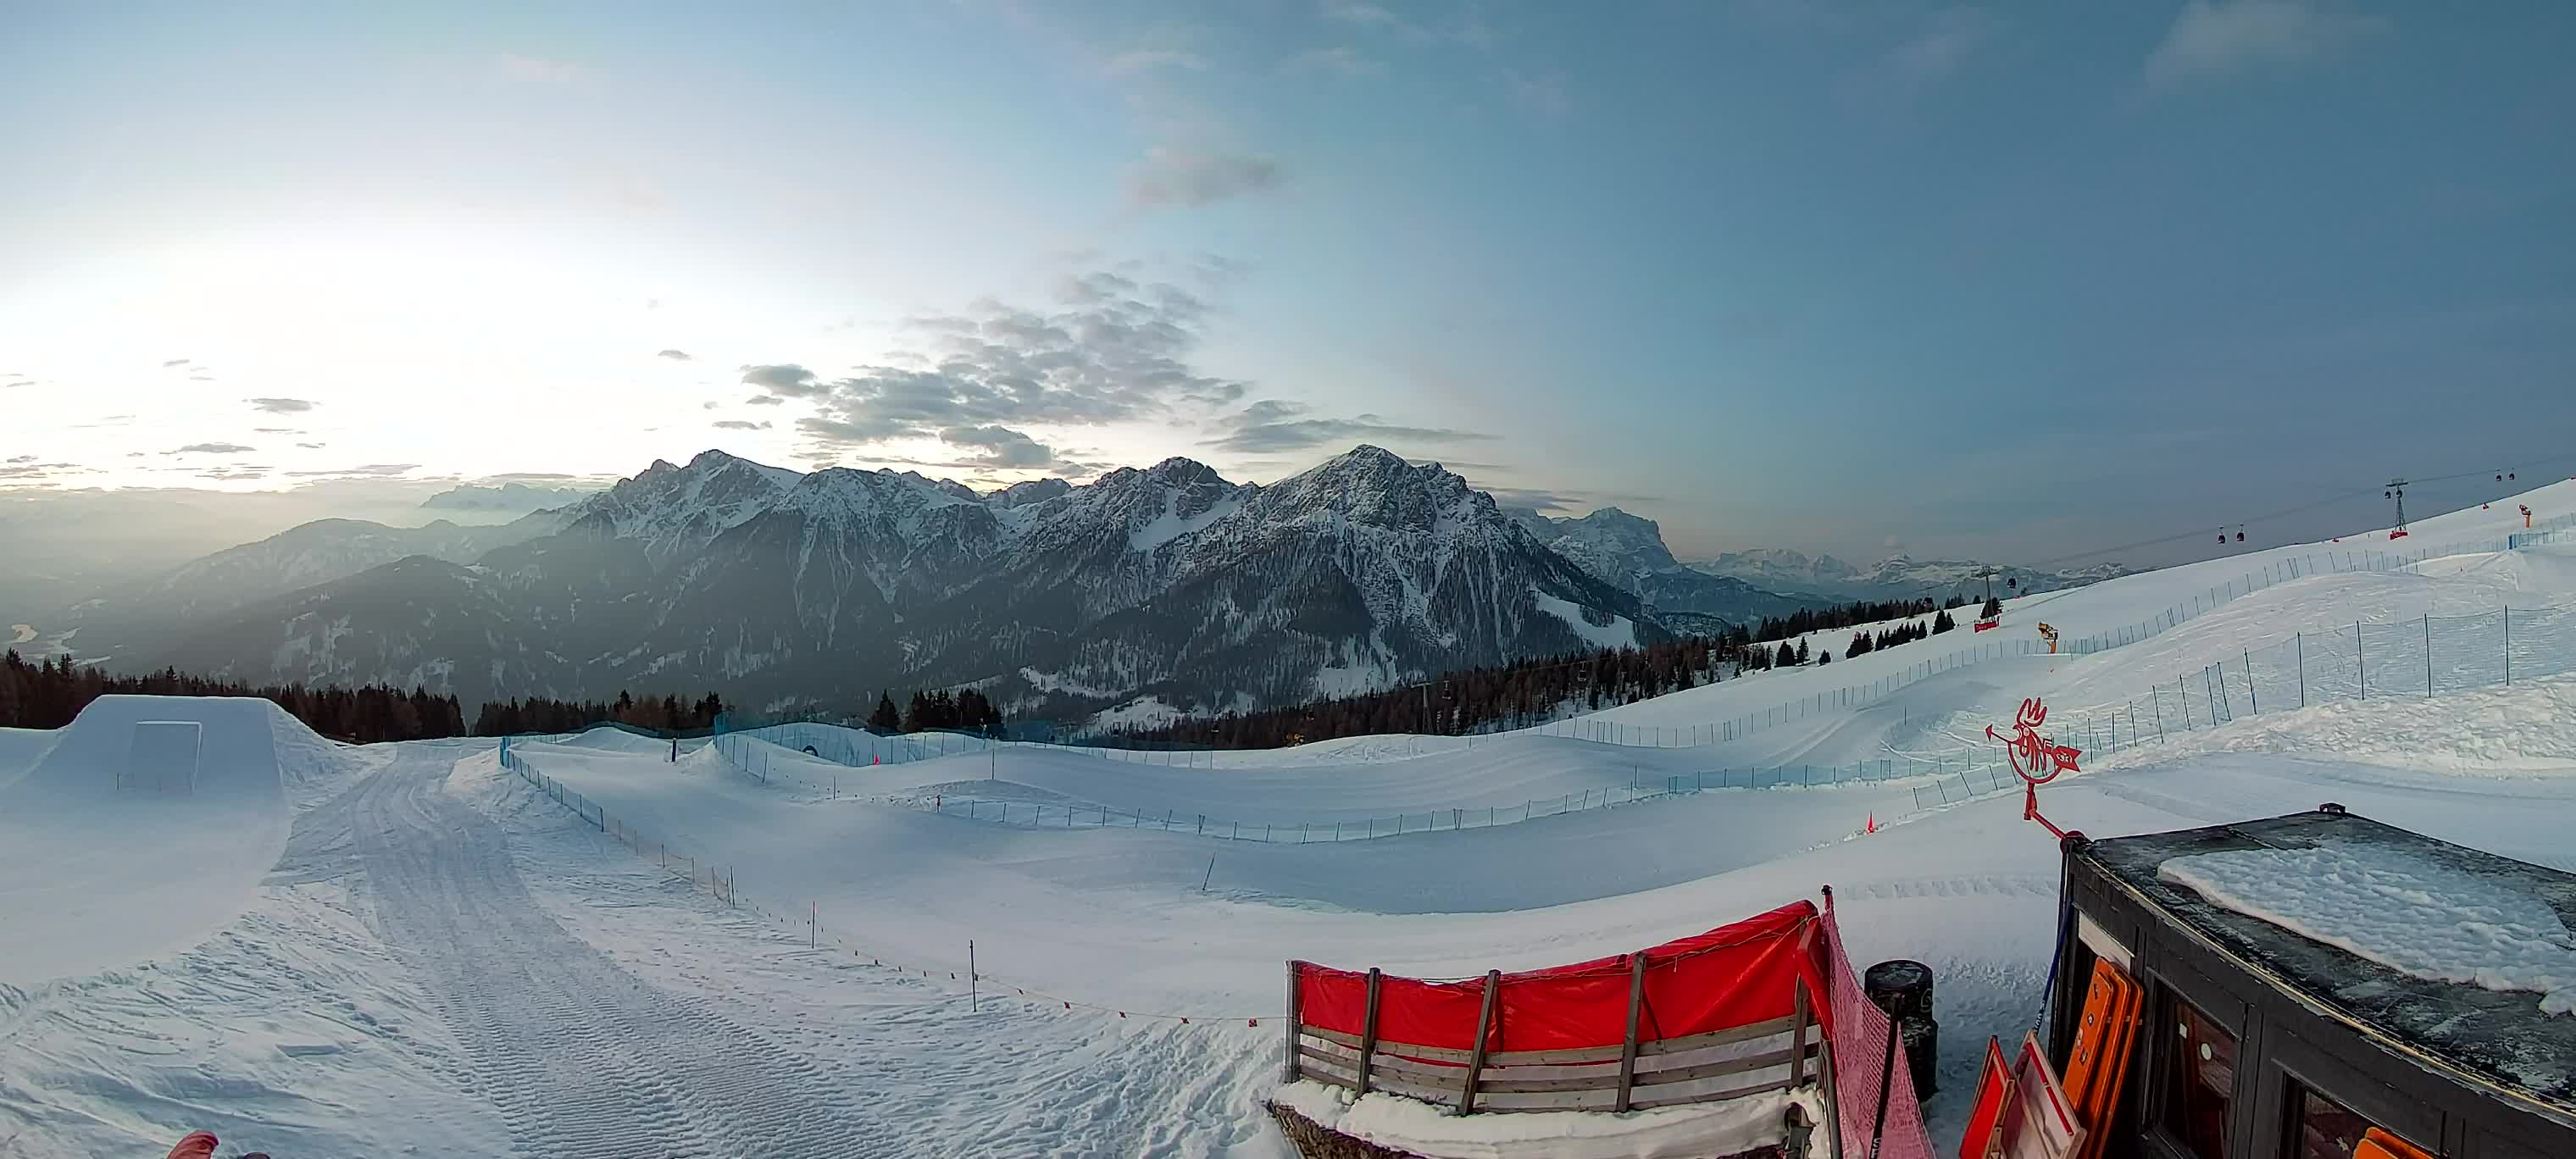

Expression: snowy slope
xmin=11 ymin=479 xmax=2576 ymax=1156
xmin=0 ymin=696 xmax=349 ymax=984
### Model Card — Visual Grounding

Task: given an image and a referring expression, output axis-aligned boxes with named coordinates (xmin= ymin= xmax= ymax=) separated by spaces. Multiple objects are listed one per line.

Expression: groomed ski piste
xmin=4 ymin=481 xmax=2575 ymax=1157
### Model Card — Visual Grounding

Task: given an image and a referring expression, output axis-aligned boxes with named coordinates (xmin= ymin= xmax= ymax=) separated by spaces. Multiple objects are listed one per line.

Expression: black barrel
xmin=1899 ymin=1015 xmax=1939 ymax=1097
xmin=1865 ymin=959 xmax=1935 ymax=1022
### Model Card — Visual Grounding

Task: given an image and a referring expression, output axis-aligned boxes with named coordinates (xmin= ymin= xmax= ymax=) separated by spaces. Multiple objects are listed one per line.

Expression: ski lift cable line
xmin=2002 ymin=452 xmax=2576 ymax=572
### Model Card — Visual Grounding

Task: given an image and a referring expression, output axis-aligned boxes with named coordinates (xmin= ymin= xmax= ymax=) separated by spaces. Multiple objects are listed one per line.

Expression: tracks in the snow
xmin=348 ymin=753 xmax=882 ymax=1158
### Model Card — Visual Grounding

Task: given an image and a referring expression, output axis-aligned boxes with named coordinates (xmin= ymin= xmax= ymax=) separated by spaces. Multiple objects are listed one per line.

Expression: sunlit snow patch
xmin=2159 ymin=840 xmax=2576 ymax=1014
xmin=1531 ymin=588 xmax=1636 ymax=650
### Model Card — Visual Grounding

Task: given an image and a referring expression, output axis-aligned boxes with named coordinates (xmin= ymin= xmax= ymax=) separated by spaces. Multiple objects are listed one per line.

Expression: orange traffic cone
xmin=1866 ymin=813 xmax=1879 ymax=834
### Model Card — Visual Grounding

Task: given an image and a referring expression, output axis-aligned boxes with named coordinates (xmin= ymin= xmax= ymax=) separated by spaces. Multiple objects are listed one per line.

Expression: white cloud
xmin=1284 ymin=46 xmax=1384 ymax=78
xmin=1127 ymin=148 xmax=1285 ymax=209
xmin=1104 ymin=49 xmax=1211 ymax=75
xmin=1322 ymin=1 xmax=1402 ymax=28
xmin=2145 ymin=0 xmax=2388 ymax=91
xmin=1885 ymin=8 xmax=1997 ymax=92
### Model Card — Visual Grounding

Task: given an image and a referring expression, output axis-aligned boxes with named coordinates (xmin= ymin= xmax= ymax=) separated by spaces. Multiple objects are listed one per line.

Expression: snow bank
xmin=2159 ymin=840 xmax=2576 ymax=1014
xmin=0 ymin=696 xmax=342 ymax=983
xmin=1272 ymin=1079 xmax=1826 ymax=1159
xmin=0 ymin=724 xmax=58 ymax=790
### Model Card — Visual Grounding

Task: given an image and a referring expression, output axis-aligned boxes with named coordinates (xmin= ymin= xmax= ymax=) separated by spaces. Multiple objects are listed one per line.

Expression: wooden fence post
xmin=1616 ymin=951 xmax=1650 ymax=1112
xmin=1356 ymin=968 xmax=1383 ymax=1095
xmin=1460 ymin=969 xmax=1502 ymax=1114
xmin=1789 ymin=976 xmax=1811 ymax=1086
xmin=1283 ymin=962 xmax=1304 ymax=1084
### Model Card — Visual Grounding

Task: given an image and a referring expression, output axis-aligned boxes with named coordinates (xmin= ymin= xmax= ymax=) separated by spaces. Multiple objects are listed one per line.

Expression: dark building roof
xmin=2079 ymin=808 xmax=2576 ymax=1114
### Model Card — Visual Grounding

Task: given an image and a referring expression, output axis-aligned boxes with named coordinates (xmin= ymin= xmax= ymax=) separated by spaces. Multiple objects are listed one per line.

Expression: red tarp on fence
xmin=1295 ymin=901 xmax=1829 ymax=1053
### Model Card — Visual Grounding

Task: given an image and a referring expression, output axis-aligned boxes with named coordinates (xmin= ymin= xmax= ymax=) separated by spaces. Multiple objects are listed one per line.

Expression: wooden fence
xmin=1284 ymin=960 xmax=1832 ymax=1116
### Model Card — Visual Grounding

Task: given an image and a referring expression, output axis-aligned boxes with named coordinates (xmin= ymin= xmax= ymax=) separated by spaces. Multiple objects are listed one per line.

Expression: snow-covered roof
xmin=2082 ymin=809 xmax=2576 ymax=1111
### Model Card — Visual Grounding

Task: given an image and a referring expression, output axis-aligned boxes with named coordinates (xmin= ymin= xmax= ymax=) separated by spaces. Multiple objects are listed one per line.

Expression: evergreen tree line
xmin=1740 ymin=595 xmax=1965 ymax=646
xmin=471 ymin=690 xmax=728 ymax=737
xmin=1845 ymin=611 xmax=1952 ymax=658
xmin=1 ymin=650 xmax=466 ymax=742
xmin=1124 ymin=636 xmax=1737 ymax=750
xmin=864 ymin=688 xmax=1004 ymax=734
xmin=1127 ymin=591 xmax=2006 ymax=750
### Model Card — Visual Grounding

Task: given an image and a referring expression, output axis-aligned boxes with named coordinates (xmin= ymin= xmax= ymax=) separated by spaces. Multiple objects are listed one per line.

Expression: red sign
xmin=1986 ymin=698 xmax=2083 ymax=841
xmin=1974 ymin=618 xmax=1999 ymax=632
xmin=1987 ymin=697 xmax=2081 ymax=784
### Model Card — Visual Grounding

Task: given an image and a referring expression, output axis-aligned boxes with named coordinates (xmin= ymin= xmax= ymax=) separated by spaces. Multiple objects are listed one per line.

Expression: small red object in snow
xmin=1866 ymin=813 xmax=1878 ymax=834
xmin=1974 ymin=618 xmax=1999 ymax=632
xmin=2390 ymin=530 xmax=2409 ymax=541
xmin=166 ymin=1133 xmax=219 ymax=1159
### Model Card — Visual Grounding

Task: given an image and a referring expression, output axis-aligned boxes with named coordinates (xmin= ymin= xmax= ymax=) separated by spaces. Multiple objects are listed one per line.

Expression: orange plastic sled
xmin=2057 ymin=959 xmax=2143 ymax=1159
xmin=2356 ymin=1127 xmax=2439 ymax=1159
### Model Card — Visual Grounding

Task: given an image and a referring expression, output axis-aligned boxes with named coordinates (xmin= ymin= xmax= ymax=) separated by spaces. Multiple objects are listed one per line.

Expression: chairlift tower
xmin=2384 ymin=478 xmax=2409 ymax=540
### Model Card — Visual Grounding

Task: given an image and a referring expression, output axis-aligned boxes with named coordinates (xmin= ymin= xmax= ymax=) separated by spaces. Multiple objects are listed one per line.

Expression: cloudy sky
xmin=3 ymin=1 xmax=2571 ymax=564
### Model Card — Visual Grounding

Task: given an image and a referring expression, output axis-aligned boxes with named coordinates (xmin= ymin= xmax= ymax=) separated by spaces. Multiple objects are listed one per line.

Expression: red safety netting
xmin=1822 ymin=900 xmax=1935 ymax=1159
xmin=1295 ymin=900 xmax=1829 ymax=1054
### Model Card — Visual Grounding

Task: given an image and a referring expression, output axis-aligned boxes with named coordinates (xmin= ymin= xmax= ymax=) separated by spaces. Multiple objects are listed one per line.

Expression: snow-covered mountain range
xmin=1504 ymin=507 xmax=1817 ymax=624
xmin=121 ymin=447 xmax=1664 ymax=718
xmin=1688 ymin=546 xmax=2131 ymax=603
xmin=45 ymin=515 xmax=568 ymax=661
xmin=419 ymin=481 xmax=600 ymax=513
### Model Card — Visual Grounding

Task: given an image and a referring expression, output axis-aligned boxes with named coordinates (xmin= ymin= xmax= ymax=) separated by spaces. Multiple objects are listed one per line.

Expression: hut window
xmin=2161 ymin=994 xmax=2238 ymax=1159
xmin=2284 ymin=1082 xmax=2374 ymax=1159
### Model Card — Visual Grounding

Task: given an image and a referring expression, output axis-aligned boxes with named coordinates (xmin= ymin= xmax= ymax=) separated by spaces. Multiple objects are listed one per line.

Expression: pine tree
xmin=1793 ymin=639 xmax=1811 ymax=665
xmin=868 ymin=691 xmax=901 ymax=732
xmin=1932 ymin=608 xmax=1956 ymax=635
xmin=1981 ymin=596 xmax=2003 ymax=619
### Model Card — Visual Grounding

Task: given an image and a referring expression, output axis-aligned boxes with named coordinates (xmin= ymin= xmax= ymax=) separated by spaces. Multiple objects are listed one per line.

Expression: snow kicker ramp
xmin=0 ymin=696 xmax=304 ymax=983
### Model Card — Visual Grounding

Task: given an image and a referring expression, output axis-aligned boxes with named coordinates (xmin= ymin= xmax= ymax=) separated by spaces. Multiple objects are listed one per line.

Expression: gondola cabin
xmin=2041 ymin=807 xmax=2576 ymax=1158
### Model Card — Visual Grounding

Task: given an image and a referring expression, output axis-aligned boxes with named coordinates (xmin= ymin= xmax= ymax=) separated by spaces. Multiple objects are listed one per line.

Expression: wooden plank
xmin=1789 ymin=977 xmax=1810 ymax=1087
xmin=1337 ymin=1014 xmax=1806 ymax=1072
xmin=1630 ymin=1073 xmax=1800 ymax=1112
xmin=1630 ymin=1045 xmax=1811 ymax=1088
xmin=1283 ymin=962 xmax=1304 ymax=1084
xmin=1634 ymin=1015 xmax=1803 ymax=1057
xmin=1317 ymin=1029 xmax=1478 ymax=1064
xmin=1474 ymin=1045 xmax=1818 ymax=1095
xmin=1301 ymin=1024 xmax=1366 ymax=1051
xmin=1297 ymin=1049 xmax=1360 ymax=1089
xmin=1308 ymin=1013 xmax=1807 ymax=1073
xmin=1302 ymin=1038 xmax=1462 ymax=1087
xmin=1459 ymin=970 xmax=1502 ymax=1113
xmin=1303 ymin=1051 xmax=1463 ymax=1108
xmin=1356 ymin=968 xmax=1382 ymax=1095
xmin=1615 ymin=951 xmax=1648 ymax=1112
xmin=1816 ymin=1036 xmax=1841 ymax=1158
xmin=1472 ymin=1085 xmax=1620 ymax=1113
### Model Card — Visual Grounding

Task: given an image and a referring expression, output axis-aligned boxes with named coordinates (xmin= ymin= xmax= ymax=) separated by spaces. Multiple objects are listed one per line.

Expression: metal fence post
xmin=2505 ymin=604 xmax=2512 ymax=685
xmin=2296 ymin=632 xmax=2306 ymax=707
xmin=2357 ymin=622 xmax=2367 ymax=698
xmin=2246 ymin=648 xmax=2257 ymax=714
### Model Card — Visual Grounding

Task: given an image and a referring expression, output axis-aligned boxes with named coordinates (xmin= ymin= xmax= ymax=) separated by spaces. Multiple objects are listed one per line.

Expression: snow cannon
xmin=1987 ymin=807 xmax=2576 ymax=1158
xmin=1271 ymin=892 xmax=1932 ymax=1159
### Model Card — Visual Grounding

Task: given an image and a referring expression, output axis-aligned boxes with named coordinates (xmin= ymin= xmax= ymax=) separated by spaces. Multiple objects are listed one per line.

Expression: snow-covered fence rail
xmin=899 ymin=749 xmax=2029 ymax=843
xmin=497 ymin=736 xmax=739 ymax=904
xmin=1901 ymin=595 xmax=2576 ymax=815
xmin=1534 ymin=521 xmax=2576 ymax=751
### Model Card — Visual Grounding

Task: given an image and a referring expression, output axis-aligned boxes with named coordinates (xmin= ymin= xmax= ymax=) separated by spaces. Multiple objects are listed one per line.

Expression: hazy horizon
xmin=7 ymin=1 xmax=2572 ymax=568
